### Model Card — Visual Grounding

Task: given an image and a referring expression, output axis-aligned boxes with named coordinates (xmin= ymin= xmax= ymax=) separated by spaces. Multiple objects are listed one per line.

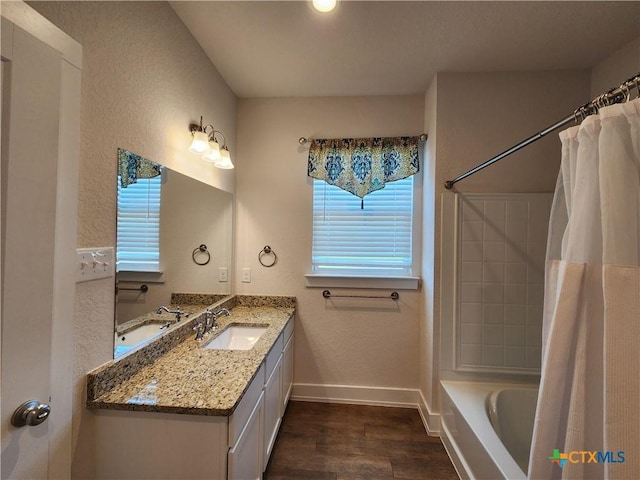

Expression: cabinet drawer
xmin=229 ymin=363 xmax=264 ymax=447
xmin=264 ymin=333 xmax=283 ymax=381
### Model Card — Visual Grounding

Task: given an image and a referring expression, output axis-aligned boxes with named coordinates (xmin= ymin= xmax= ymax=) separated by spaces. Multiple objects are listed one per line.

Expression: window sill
xmin=117 ymin=270 xmax=165 ymax=283
xmin=304 ymin=274 xmax=420 ymax=290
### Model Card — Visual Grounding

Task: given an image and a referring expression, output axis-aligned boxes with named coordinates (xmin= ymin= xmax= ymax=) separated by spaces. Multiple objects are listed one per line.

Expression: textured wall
xmin=236 ymin=96 xmax=424 ymax=391
xmin=590 ymin=37 xmax=640 ymax=97
xmin=428 ymin=70 xmax=591 ymax=412
xmin=27 ymin=2 xmax=237 ymax=477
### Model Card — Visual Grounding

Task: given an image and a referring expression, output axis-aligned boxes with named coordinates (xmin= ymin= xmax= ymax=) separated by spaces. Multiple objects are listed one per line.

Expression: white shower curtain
xmin=529 ymin=98 xmax=640 ymax=479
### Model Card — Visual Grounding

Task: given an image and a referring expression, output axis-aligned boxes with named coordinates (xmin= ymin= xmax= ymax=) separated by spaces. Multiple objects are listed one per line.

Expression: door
xmin=1 ymin=5 xmax=81 ymax=479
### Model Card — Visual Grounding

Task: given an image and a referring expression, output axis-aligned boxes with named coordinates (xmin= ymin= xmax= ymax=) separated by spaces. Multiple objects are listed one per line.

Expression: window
xmin=311 ymin=176 xmax=415 ymax=278
xmin=116 ymin=175 xmax=161 ymax=272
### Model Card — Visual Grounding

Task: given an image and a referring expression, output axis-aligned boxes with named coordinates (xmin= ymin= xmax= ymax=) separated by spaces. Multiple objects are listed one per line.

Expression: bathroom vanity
xmin=87 ymin=296 xmax=295 ymax=480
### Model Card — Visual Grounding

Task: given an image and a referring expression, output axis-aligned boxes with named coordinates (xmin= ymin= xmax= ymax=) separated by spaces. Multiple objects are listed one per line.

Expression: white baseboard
xmin=291 ymin=383 xmax=420 ymax=408
xmin=291 ymin=383 xmax=441 ymax=436
xmin=417 ymin=389 xmax=441 ymax=436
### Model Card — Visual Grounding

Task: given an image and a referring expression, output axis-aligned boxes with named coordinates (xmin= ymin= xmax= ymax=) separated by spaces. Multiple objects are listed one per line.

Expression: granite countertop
xmin=88 ymin=302 xmax=294 ymax=416
xmin=116 ymin=304 xmax=208 ymax=335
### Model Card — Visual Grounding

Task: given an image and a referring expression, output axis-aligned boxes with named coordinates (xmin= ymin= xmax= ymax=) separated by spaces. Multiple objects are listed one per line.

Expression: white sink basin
xmin=116 ymin=322 xmax=166 ymax=347
xmin=203 ymin=325 xmax=268 ymax=351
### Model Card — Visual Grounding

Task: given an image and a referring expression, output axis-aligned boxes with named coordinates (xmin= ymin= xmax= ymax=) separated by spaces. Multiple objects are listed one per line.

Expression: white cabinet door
xmin=281 ymin=334 xmax=294 ymax=413
xmin=228 ymin=391 xmax=264 ymax=480
xmin=263 ymin=355 xmax=283 ymax=470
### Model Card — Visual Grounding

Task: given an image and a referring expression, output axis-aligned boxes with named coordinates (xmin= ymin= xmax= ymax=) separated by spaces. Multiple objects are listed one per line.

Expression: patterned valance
xmin=307 ymin=136 xmax=420 ymax=201
xmin=118 ymin=148 xmax=162 ymax=188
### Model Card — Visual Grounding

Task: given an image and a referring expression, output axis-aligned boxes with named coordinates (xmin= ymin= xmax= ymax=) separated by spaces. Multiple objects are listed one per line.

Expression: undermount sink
xmin=115 ymin=322 xmax=167 ymax=348
xmin=203 ymin=325 xmax=268 ymax=351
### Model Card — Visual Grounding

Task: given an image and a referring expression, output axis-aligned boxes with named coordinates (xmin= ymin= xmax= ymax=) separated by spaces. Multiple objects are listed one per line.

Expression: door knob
xmin=11 ymin=399 xmax=51 ymax=427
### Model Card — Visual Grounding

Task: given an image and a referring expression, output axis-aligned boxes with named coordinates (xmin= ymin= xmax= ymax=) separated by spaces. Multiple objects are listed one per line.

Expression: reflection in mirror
xmin=114 ymin=149 xmax=233 ymax=357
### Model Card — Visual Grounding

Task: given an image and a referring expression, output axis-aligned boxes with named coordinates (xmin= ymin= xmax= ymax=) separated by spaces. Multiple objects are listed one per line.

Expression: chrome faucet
xmin=203 ymin=307 xmax=231 ymax=335
xmin=193 ymin=321 xmax=206 ymax=340
xmin=194 ymin=308 xmax=231 ymax=340
xmin=156 ymin=305 xmax=189 ymax=322
xmin=203 ymin=309 xmax=216 ymax=334
xmin=214 ymin=307 xmax=230 ymax=318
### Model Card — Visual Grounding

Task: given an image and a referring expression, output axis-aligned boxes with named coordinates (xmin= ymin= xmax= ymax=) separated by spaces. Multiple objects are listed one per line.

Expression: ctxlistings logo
xmin=549 ymin=449 xmax=568 ymax=467
xmin=550 ymin=449 xmax=625 ymax=468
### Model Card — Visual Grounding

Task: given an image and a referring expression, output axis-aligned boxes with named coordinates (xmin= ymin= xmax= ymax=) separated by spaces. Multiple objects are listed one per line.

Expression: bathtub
xmin=440 ymin=381 xmax=538 ymax=480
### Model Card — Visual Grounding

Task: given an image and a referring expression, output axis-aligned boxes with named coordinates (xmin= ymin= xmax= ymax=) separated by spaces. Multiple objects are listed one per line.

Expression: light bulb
xmin=203 ymin=139 xmax=221 ymax=162
xmin=312 ymin=0 xmax=336 ymax=13
xmin=188 ymin=131 xmax=210 ymax=155
xmin=214 ymin=146 xmax=234 ymax=169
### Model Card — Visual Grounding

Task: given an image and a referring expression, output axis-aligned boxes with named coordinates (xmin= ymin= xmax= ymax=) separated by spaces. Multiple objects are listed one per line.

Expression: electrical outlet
xmin=218 ymin=267 xmax=228 ymax=282
xmin=242 ymin=268 xmax=251 ymax=283
xmin=76 ymin=247 xmax=115 ymax=283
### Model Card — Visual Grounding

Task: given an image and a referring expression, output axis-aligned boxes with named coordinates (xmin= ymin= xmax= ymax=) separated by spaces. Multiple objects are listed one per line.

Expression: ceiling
xmin=170 ymin=1 xmax=640 ymax=98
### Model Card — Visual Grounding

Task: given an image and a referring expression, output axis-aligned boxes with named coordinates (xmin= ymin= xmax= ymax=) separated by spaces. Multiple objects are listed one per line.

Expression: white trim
xmin=304 ymin=274 xmax=420 ymax=290
xmin=117 ymin=270 xmax=165 ymax=284
xmin=0 ymin=1 xmax=82 ymax=69
xmin=417 ymin=389 xmax=441 ymax=436
xmin=440 ymin=192 xmax=458 ymax=373
xmin=292 ymin=383 xmax=422 ymax=409
xmin=48 ymin=55 xmax=81 ymax=480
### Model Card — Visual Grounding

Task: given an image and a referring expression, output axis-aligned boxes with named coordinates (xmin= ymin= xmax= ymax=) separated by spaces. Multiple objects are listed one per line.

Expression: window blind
xmin=116 ymin=176 xmax=161 ymax=272
xmin=312 ymin=177 xmax=414 ymax=276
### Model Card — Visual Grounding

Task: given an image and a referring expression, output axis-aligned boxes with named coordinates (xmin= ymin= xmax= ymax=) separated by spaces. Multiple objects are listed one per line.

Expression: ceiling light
xmin=188 ymin=116 xmax=233 ymax=169
xmin=312 ymin=0 xmax=336 ymax=13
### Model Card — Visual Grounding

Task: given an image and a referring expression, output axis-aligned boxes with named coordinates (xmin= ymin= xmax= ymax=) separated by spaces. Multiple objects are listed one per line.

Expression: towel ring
xmin=258 ymin=245 xmax=277 ymax=267
xmin=192 ymin=244 xmax=210 ymax=266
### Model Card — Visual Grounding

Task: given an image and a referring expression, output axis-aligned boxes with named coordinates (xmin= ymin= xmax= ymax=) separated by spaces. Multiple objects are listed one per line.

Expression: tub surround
xmin=88 ymin=295 xmax=295 ymax=416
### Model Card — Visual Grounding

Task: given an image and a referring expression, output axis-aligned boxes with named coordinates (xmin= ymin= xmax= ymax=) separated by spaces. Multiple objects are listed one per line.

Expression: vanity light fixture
xmin=188 ymin=116 xmax=234 ymax=169
xmin=216 ymin=146 xmax=234 ymax=169
xmin=203 ymin=137 xmax=221 ymax=163
xmin=312 ymin=0 xmax=337 ymax=13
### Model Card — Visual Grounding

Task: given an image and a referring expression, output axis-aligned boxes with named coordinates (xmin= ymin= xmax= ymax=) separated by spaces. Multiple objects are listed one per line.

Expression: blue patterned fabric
xmin=307 ymin=136 xmax=420 ymax=199
xmin=118 ymin=148 xmax=162 ymax=188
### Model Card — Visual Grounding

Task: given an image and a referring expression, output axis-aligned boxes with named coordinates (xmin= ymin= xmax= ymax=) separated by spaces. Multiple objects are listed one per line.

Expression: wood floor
xmin=264 ymin=401 xmax=459 ymax=480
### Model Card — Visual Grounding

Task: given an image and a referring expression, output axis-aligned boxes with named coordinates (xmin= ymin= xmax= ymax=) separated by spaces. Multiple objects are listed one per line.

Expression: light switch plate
xmin=76 ymin=247 xmax=115 ymax=283
xmin=218 ymin=267 xmax=228 ymax=282
xmin=242 ymin=268 xmax=251 ymax=283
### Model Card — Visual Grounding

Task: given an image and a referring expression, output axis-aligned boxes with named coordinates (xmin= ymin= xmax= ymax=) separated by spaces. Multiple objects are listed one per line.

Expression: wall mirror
xmin=114 ymin=148 xmax=233 ymax=357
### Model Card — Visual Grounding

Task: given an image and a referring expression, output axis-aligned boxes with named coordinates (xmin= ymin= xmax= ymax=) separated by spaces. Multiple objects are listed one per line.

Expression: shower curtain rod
xmin=444 ymin=72 xmax=640 ymax=190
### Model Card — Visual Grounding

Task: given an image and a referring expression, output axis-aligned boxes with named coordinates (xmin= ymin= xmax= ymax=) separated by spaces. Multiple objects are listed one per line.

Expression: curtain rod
xmin=444 ymin=72 xmax=640 ymax=190
xmin=299 ymin=134 xmax=427 ymax=144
